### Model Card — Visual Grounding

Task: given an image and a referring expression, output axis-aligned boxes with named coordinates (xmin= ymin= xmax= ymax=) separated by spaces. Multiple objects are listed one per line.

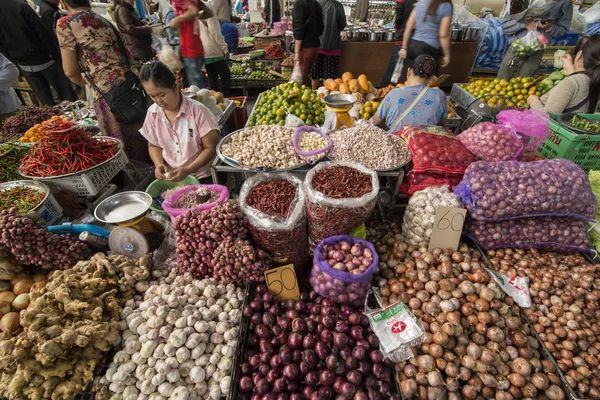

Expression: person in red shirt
xmin=169 ymin=0 xmax=213 ymax=87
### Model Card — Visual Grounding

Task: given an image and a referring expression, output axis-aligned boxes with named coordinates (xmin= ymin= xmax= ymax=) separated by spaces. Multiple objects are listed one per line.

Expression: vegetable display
xmin=247 ymin=82 xmax=325 ymax=127
xmin=264 ymin=43 xmax=286 ymax=59
xmin=465 ymin=216 xmax=593 ymax=253
xmin=369 ymin=228 xmax=565 ymax=400
xmin=20 ymin=122 xmax=119 ymax=177
xmin=401 ymin=186 xmax=463 ymax=246
xmin=236 ymin=284 xmax=401 ymax=400
xmin=460 ymin=77 xmax=538 ymax=108
xmin=174 ymin=200 xmax=272 ymax=284
xmin=98 ymin=270 xmax=244 ymax=400
xmin=172 ymin=187 xmax=220 ymax=209
xmin=220 ymin=126 xmax=302 ymax=169
xmin=240 ymin=174 xmax=308 ymax=272
xmin=406 ymin=130 xmax=476 ymax=174
xmin=328 ymin=125 xmax=411 ymax=170
xmin=454 ymin=159 xmax=597 ymax=222
xmin=0 ymin=146 xmax=29 ymax=184
xmin=162 ymin=184 xmax=229 ymax=219
xmin=1 ymin=105 xmax=59 ymax=143
xmin=567 ymin=115 xmax=600 ymax=133
xmin=487 ymin=249 xmax=600 ymax=399
xmin=0 ymin=186 xmax=45 ymax=213
xmin=305 ymin=162 xmax=379 ymax=250
xmin=20 ymin=115 xmax=74 ymax=143
xmin=0 ymin=253 xmax=150 ymax=400
xmin=0 ymin=208 xmax=90 ymax=270
xmin=310 ymin=236 xmax=377 ymax=306
xmin=457 ymin=122 xmax=523 ymax=161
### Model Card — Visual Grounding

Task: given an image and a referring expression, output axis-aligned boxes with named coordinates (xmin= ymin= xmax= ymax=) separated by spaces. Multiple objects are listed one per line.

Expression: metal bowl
xmin=94 ymin=191 xmax=152 ymax=225
xmin=0 ymin=180 xmax=49 ymax=212
xmin=323 ymin=94 xmax=358 ymax=108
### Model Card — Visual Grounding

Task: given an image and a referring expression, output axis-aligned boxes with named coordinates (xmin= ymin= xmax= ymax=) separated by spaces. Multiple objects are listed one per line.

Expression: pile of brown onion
xmin=369 ymin=227 xmax=566 ymax=400
xmin=487 ymin=248 xmax=600 ymax=399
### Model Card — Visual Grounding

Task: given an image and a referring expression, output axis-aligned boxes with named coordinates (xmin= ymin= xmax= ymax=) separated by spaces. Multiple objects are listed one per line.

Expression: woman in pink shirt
xmin=138 ymin=62 xmax=219 ymax=187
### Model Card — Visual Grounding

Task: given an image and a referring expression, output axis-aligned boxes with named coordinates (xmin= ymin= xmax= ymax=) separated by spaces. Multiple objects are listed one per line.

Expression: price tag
xmin=264 ymin=264 xmax=300 ymax=301
xmin=428 ymin=206 xmax=467 ymax=252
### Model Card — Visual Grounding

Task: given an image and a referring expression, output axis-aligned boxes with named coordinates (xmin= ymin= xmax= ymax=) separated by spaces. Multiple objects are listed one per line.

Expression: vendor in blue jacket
xmin=498 ymin=0 xmax=573 ymax=79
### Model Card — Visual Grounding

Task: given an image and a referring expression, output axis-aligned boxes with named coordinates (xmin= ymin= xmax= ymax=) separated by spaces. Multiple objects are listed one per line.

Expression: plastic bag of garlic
xmin=401 ymin=185 xmax=463 ymax=246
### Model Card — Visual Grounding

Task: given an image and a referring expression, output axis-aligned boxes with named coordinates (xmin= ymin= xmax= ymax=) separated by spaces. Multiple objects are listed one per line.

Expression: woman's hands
xmin=527 ymin=94 xmax=540 ymax=105
xmin=398 ymin=48 xmax=407 ymax=59
xmin=156 ymin=164 xmax=190 ymax=182
xmin=155 ymin=164 xmax=169 ymax=180
xmin=441 ymin=55 xmax=450 ymax=67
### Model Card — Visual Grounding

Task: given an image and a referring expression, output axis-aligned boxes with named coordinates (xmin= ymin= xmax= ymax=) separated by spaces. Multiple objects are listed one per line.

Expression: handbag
xmin=87 ymin=17 xmax=149 ymax=124
xmin=389 ymin=86 xmax=431 ymax=132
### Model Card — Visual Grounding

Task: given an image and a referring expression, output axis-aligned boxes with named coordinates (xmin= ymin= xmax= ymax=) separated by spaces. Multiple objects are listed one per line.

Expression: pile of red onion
xmin=321 ymin=239 xmax=374 ymax=274
xmin=0 ymin=208 xmax=89 ymax=270
xmin=175 ymin=200 xmax=271 ymax=283
xmin=487 ymin=248 xmax=600 ymax=398
xmin=369 ymin=226 xmax=565 ymax=400
xmin=237 ymin=284 xmax=401 ymax=400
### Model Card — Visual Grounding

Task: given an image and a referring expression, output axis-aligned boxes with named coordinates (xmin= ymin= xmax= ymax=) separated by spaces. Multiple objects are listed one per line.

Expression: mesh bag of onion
xmin=310 ymin=235 xmax=378 ymax=307
xmin=304 ymin=161 xmax=379 ymax=252
xmin=496 ymin=109 xmax=550 ymax=151
xmin=239 ymin=173 xmax=308 ymax=273
xmin=465 ymin=216 xmax=594 ymax=253
xmin=400 ymin=171 xmax=464 ymax=196
xmin=457 ymin=122 xmax=524 ymax=161
xmin=162 ymin=184 xmax=228 ymax=220
xmin=406 ymin=130 xmax=477 ymax=175
xmin=454 ymin=159 xmax=598 ymax=222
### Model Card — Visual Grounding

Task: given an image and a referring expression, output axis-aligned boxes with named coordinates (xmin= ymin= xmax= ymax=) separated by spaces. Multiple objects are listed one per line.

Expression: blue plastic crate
xmin=550 ymin=33 xmax=579 ymax=47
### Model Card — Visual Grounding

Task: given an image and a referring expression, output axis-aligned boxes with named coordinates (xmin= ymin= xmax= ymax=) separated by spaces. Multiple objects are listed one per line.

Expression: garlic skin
xmin=102 ymin=274 xmax=243 ymax=398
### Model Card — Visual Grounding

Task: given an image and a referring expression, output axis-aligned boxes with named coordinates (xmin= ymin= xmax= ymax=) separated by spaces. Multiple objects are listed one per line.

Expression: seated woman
xmin=373 ymin=55 xmax=447 ymax=135
xmin=138 ymin=61 xmax=219 ymax=188
xmin=527 ymin=35 xmax=600 ymax=114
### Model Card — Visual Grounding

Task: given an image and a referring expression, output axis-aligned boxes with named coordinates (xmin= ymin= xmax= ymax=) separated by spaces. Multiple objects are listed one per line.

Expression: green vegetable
xmin=548 ymin=71 xmax=565 ymax=81
xmin=0 ymin=146 xmax=29 ymax=184
xmin=568 ymin=115 xmax=600 ymax=133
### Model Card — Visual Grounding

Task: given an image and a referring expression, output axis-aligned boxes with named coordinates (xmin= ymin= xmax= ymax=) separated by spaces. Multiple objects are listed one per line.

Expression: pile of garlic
xmin=99 ymin=269 xmax=244 ymax=400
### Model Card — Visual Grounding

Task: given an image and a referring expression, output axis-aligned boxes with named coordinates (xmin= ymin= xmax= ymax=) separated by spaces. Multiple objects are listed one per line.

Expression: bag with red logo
xmin=365 ymin=289 xmax=424 ymax=362
xmin=485 ymin=268 xmax=532 ymax=308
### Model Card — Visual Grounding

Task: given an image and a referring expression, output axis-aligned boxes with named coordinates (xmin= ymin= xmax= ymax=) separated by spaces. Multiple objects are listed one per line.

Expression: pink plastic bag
xmin=496 ymin=109 xmax=550 ymax=152
xmin=457 ymin=122 xmax=523 ymax=161
xmin=163 ymin=184 xmax=228 ymax=219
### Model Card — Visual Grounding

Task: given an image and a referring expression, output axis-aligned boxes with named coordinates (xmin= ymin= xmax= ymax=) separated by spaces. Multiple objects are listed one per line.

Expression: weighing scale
xmin=323 ymin=94 xmax=358 ymax=130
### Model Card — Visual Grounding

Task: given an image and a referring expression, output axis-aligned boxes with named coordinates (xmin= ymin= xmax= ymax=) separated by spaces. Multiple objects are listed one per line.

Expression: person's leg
xmin=518 ymin=50 xmax=544 ymax=77
xmin=325 ymin=56 xmax=339 ymax=80
xmin=381 ymin=45 xmax=401 ymax=87
xmin=311 ymin=54 xmax=324 ymax=89
xmin=40 ymin=62 xmax=78 ymax=102
xmin=205 ymin=62 xmax=220 ymax=92
xmin=183 ymin=57 xmax=205 ymax=87
xmin=301 ymin=48 xmax=319 ymax=87
xmin=498 ymin=51 xmax=517 ymax=80
xmin=21 ymin=70 xmax=55 ymax=105
xmin=215 ymin=60 xmax=231 ymax=97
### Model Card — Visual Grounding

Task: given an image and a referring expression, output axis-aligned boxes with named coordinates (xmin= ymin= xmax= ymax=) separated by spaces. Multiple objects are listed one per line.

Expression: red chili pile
xmin=20 ymin=122 xmax=119 ymax=177
xmin=312 ymin=166 xmax=373 ymax=199
xmin=246 ymin=179 xmax=297 ymax=218
xmin=264 ymin=43 xmax=285 ymax=59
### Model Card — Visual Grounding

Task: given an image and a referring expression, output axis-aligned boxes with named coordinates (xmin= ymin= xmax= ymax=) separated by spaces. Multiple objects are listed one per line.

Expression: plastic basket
xmin=145 ymin=175 xmax=201 ymax=214
xmin=36 ymin=192 xmax=63 ymax=225
xmin=537 ymin=119 xmax=600 ymax=172
xmin=20 ymin=137 xmax=128 ymax=196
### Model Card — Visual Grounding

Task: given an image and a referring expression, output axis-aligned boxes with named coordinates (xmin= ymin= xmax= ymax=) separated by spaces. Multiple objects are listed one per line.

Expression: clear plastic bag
xmin=290 ymin=63 xmax=303 ymax=85
xmin=571 ymin=10 xmax=587 ymax=34
xmin=465 ymin=216 xmax=593 ymax=253
xmin=162 ymin=184 xmax=228 ymax=220
xmin=584 ymin=1 xmax=600 ymax=25
xmin=156 ymin=37 xmax=184 ymax=71
xmin=309 ymin=235 xmax=378 ymax=307
xmin=496 ymin=109 xmax=550 ymax=151
xmin=239 ymin=173 xmax=308 ymax=273
xmin=365 ymin=289 xmax=424 ymax=362
xmin=457 ymin=122 xmax=523 ymax=161
xmin=285 ymin=113 xmax=305 ymax=127
xmin=484 ymin=267 xmax=532 ymax=308
xmin=304 ymin=161 xmax=379 ymax=251
xmin=401 ymin=185 xmax=463 ymax=246
xmin=407 ymin=131 xmax=477 ymax=174
xmin=509 ymin=30 xmax=544 ymax=58
xmin=454 ymin=159 xmax=598 ymax=222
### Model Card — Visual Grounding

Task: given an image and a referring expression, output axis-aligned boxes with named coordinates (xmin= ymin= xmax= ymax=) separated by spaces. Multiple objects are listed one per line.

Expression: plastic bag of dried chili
xmin=239 ymin=173 xmax=309 ymax=274
xmin=304 ymin=161 xmax=379 ymax=253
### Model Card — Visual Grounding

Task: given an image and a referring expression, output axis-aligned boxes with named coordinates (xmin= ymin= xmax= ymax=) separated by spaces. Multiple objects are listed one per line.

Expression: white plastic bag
xmin=554 ymin=49 xmax=566 ymax=69
xmin=571 ymin=10 xmax=587 ymax=34
xmin=290 ymin=63 xmax=303 ymax=85
xmin=485 ymin=268 xmax=532 ymax=308
xmin=584 ymin=1 xmax=600 ymax=25
xmin=156 ymin=37 xmax=184 ymax=71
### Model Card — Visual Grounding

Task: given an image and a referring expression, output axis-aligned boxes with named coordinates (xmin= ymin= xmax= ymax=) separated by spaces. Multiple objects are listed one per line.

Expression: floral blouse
xmin=56 ymin=10 xmax=131 ymax=97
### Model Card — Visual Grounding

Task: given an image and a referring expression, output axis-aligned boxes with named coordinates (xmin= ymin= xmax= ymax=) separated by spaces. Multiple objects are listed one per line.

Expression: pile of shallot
xmin=236 ymin=284 xmax=401 ymax=400
xmin=321 ymin=239 xmax=374 ymax=274
xmin=369 ymin=226 xmax=565 ymax=400
xmin=174 ymin=200 xmax=271 ymax=284
xmin=487 ymin=248 xmax=600 ymax=398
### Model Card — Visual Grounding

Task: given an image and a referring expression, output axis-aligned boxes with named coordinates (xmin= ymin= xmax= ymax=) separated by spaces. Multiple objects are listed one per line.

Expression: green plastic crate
xmin=537 ymin=118 xmax=600 ymax=172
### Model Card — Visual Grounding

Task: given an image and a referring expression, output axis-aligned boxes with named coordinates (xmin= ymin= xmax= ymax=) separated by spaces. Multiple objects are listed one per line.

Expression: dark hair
xmin=139 ymin=62 xmax=177 ymax=89
xmin=426 ymin=0 xmax=452 ymax=18
xmin=582 ymin=35 xmax=600 ymax=113
xmin=113 ymin=0 xmax=123 ymax=5
xmin=409 ymin=55 xmax=437 ymax=79
xmin=61 ymin=0 xmax=91 ymax=8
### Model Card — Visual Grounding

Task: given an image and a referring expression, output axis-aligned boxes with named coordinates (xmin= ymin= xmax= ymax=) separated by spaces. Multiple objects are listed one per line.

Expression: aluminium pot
xmin=384 ymin=30 xmax=395 ymax=41
xmin=368 ymin=30 xmax=384 ymax=42
xmin=462 ymin=26 xmax=481 ymax=41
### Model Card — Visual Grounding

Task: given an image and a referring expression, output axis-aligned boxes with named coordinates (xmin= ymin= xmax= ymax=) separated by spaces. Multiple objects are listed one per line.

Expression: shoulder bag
xmin=87 ymin=17 xmax=149 ymax=124
xmin=389 ymin=86 xmax=431 ymax=132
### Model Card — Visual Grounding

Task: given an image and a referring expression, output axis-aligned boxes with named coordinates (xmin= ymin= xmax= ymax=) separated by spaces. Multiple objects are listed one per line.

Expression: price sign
xmin=264 ymin=264 xmax=300 ymax=301
xmin=428 ymin=206 xmax=467 ymax=252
